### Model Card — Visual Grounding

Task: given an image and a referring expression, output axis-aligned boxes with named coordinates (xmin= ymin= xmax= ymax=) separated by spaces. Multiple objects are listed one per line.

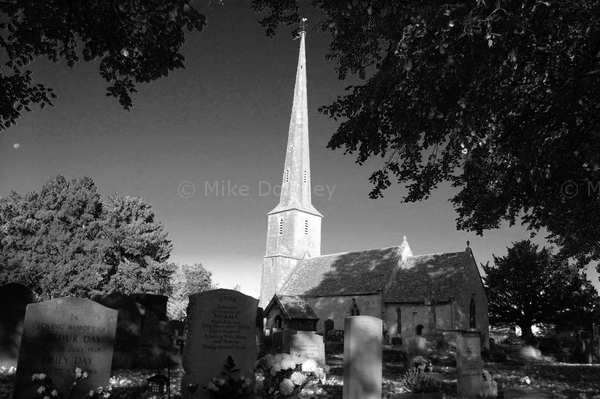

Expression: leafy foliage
xmin=0 ymin=0 xmax=205 ymax=130
xmin=167 ymin=263 xmax=213 ymax=320
xmin=399 ymin=368 xmax=441 ymax=393
xmin=252 ymin=0 xmax=600 ymax=265
xmin=204 ymin=356 xmax=254 ymax=399
xmin=0 ymin=176 xmax=174 ymax=299
xmin=483 ymin=240 xmax=600 ymax=339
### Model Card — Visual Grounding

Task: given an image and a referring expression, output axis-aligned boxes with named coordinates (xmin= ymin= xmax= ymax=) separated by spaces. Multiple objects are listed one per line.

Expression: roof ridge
xmin=308 ymin=245 xmax=402 ymax=259
xmin=407 ymin=250 xmax=469 ymax=258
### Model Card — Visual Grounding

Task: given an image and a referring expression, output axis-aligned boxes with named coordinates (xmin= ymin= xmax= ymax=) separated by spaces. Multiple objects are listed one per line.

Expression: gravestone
xmin=93 ymin=292 xmax=142 ymax=369
xmin=343 ymin=316 xmax=382 ymax=399
xmin=181 ymin=289 xmax=257 ymax=399
xmin=283 ymin=330 xmax=325 ymax=365
xmin=0 ymin=283 xmax=35 ymax=368
xmin=456 ymin=330 xmax=483 ymax=398
xmin=13 ymin=297 xmax=117 ymax=399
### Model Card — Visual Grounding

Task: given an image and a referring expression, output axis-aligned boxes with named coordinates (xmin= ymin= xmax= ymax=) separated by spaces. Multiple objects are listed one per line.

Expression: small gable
xmin=265 ymin=295 xmax=318 ymax=320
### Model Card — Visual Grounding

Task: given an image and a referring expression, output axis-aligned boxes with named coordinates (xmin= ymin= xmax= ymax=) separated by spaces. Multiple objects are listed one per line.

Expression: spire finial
xmin=299 ymin=17 xmax=308 ymax=34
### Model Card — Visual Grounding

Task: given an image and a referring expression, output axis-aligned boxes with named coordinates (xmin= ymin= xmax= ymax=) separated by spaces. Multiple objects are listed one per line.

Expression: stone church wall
xmin=382 ymin=303 xmax=453 ymax=339
xmin=453 ymin=255 xmax=490 ymax=348
xmin=304 ymin=294 xmax=381 ymax=333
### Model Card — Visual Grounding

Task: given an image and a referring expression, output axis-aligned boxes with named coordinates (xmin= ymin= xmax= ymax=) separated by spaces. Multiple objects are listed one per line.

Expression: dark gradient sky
xmin=1 ymin=2 xmax=596 ymax=296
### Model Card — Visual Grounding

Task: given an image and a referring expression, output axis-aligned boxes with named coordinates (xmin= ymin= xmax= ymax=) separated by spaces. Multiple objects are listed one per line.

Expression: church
xmin=259 ymin=27 xmax=489 ymax=346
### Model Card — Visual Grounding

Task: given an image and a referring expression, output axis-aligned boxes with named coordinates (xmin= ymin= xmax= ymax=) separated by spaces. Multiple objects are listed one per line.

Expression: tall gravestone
xmin=13 ymin=297 xmax=117 ymax=399
xmin=283 ymin=330 xmax=325 ymax=366
xmin=0 ymin=283 xmax=34 ymax=368
xmin=343 ymin=316 xmax=382 ymax=399
xmin=456 ymin=330 xmax=483 ymax=398
xmin=181 ymin=289 xmax=257 ymax=399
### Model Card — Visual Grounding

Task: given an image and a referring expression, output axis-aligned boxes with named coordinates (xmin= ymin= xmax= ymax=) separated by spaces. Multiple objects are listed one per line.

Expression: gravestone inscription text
xmin=13 ymin=297 xmax=117 ymax=399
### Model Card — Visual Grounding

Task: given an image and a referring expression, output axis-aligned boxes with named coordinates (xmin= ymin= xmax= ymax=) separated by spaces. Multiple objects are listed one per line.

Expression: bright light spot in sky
xmin=13 ymin=143 xmax=20 ymax=149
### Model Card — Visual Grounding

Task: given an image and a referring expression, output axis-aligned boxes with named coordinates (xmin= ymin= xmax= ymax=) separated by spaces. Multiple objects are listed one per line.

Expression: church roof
xmin=383 ymin=251 xmax=475 ymax=303
xmin=265 ymin=295 xmax=319 ymax=320
xmin=279 ymin=246 xmax=404 ymax=296
xmin=278 ymin=246 xmax=476 ymax=302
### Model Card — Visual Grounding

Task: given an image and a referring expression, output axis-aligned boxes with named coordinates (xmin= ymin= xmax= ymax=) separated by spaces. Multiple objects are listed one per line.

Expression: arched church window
xmin=469 ymin=295 xmax=476 ymax=329
xmin=275 ymin=315 xmax=283 ymax=329
xmin=304 ymin=219 xmax=309 ymax=235
xmin=279 ymin=218 xmax=284 ymax=235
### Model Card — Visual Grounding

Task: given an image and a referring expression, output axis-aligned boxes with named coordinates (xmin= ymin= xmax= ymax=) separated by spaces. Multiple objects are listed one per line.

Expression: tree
xmin=167 ymin=263 xmax=213 ymax=320
xmin=483 ymin=240 xmax=599 ymax=341
xmin=0 ymin=0 xmax=206 ymax=131
xmin=0 ymin=176 xmax=174 ymax=298
xmin=252 ymin=0 xmax=600 ymax=266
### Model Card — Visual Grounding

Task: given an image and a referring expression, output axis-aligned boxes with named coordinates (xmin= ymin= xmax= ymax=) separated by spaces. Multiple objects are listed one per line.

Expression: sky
xmin=0 ymin=2 xmax=597 ymax=297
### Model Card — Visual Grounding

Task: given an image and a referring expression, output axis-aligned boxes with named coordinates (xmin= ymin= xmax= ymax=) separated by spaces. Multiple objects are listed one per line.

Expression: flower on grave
xmin=279 ymin=378 xmax=295 ymax=395
xmin=75 ymin=368 xmax=82 ymax=379
xmin=37 ymin=386 xmax=46 ymax=394
xmin=51 ymin=389 xmax=58 ymax=397
xmin=255 ymin=353 xmax=327 ymax=398
xmin=290 ymin=371 xmax=306 ymax=386
xmin=300 ymin=359 xmax=317 ymax=373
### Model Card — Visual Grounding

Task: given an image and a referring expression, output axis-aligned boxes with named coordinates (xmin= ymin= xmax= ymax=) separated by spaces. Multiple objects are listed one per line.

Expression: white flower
xmin=37 ymin=386 xmax=46 ymax=394
xmin=301 ymin=359 xmax=317 ymax=373
xmin=290 ymin=371 xmax=306 ymax=386
xmin=51 ymin=389 xmax=58 ymax=397
xmin=89 ymin=390 xmax=95 ymax=397
xmin=280 ymin=356 xmax=296 ymax=371
xmin=279 ymin=378 xmax=295 ymax=396
xmin=75 ymin=367 xmax=82 ymax=378
xmin=82 ymin=371 xmax=88 ymax=379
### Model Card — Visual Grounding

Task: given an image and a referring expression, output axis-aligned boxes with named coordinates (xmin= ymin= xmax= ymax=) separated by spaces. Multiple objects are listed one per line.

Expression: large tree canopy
xmin=252 ymin=0 xmax=600 ymax=265
xmin=0 ymin=176 xmax=175 ymax=298
xmin=0 ymin=0 xmax=205 ymax=130
xmin=167 ymin=263 xmax=213 ymax=320
xmin=483 ymin=240 xmax=599 ymax=340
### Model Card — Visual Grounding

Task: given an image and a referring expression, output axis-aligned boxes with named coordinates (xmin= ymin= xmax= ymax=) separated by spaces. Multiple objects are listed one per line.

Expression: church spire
xmin=269 ymin=19 xmax=321 ymax=217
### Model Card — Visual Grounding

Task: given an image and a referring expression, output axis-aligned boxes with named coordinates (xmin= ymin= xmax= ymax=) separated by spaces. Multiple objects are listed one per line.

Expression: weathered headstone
xmin=456 ymin=330 xmax=483 ymax=398
xmin=0 ymin=283 xmax=34 ymax=368
xmin=13 ymin=297 xmax=117 ymax=399
xmin=343 ymin=316 xmax=382 ymax=399
xmin=283 ymin=330 xmax=325 ymax=365
xmin=181 ymin=289 xmax=257 ymax=399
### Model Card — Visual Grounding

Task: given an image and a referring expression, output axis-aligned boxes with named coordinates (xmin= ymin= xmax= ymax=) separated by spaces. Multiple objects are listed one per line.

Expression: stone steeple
xmin=269 ymin=25 xmax=321 ymax=217
xmin=260 ymin=23 xmax=323 ymax=308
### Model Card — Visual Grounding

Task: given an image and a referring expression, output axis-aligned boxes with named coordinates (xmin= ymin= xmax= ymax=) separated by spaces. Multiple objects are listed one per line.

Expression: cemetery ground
xmin=2 ymin=347 xmax=599 ymax=398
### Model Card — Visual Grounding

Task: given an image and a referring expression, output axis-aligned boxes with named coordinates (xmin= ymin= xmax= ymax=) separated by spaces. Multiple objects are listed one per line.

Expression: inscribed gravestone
xmin=283 ymin=330 xmax=325 ymax=365
xmin=13 ymin=297 xmax=117 ymax=399
xmin=343 ymin=316 xmax=382 ymax=399
xmin=181 ymin=289 xmax=257 ymax=399
xmin=0 ymin=283 xmax=34 ymax=368
xmin=456 ymin=330 xmax=483 ymax=398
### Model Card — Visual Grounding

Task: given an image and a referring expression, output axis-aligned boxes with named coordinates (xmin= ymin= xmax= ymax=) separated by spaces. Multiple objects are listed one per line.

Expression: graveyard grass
xmin=2 ymin=356 xmax=600 ymax=398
